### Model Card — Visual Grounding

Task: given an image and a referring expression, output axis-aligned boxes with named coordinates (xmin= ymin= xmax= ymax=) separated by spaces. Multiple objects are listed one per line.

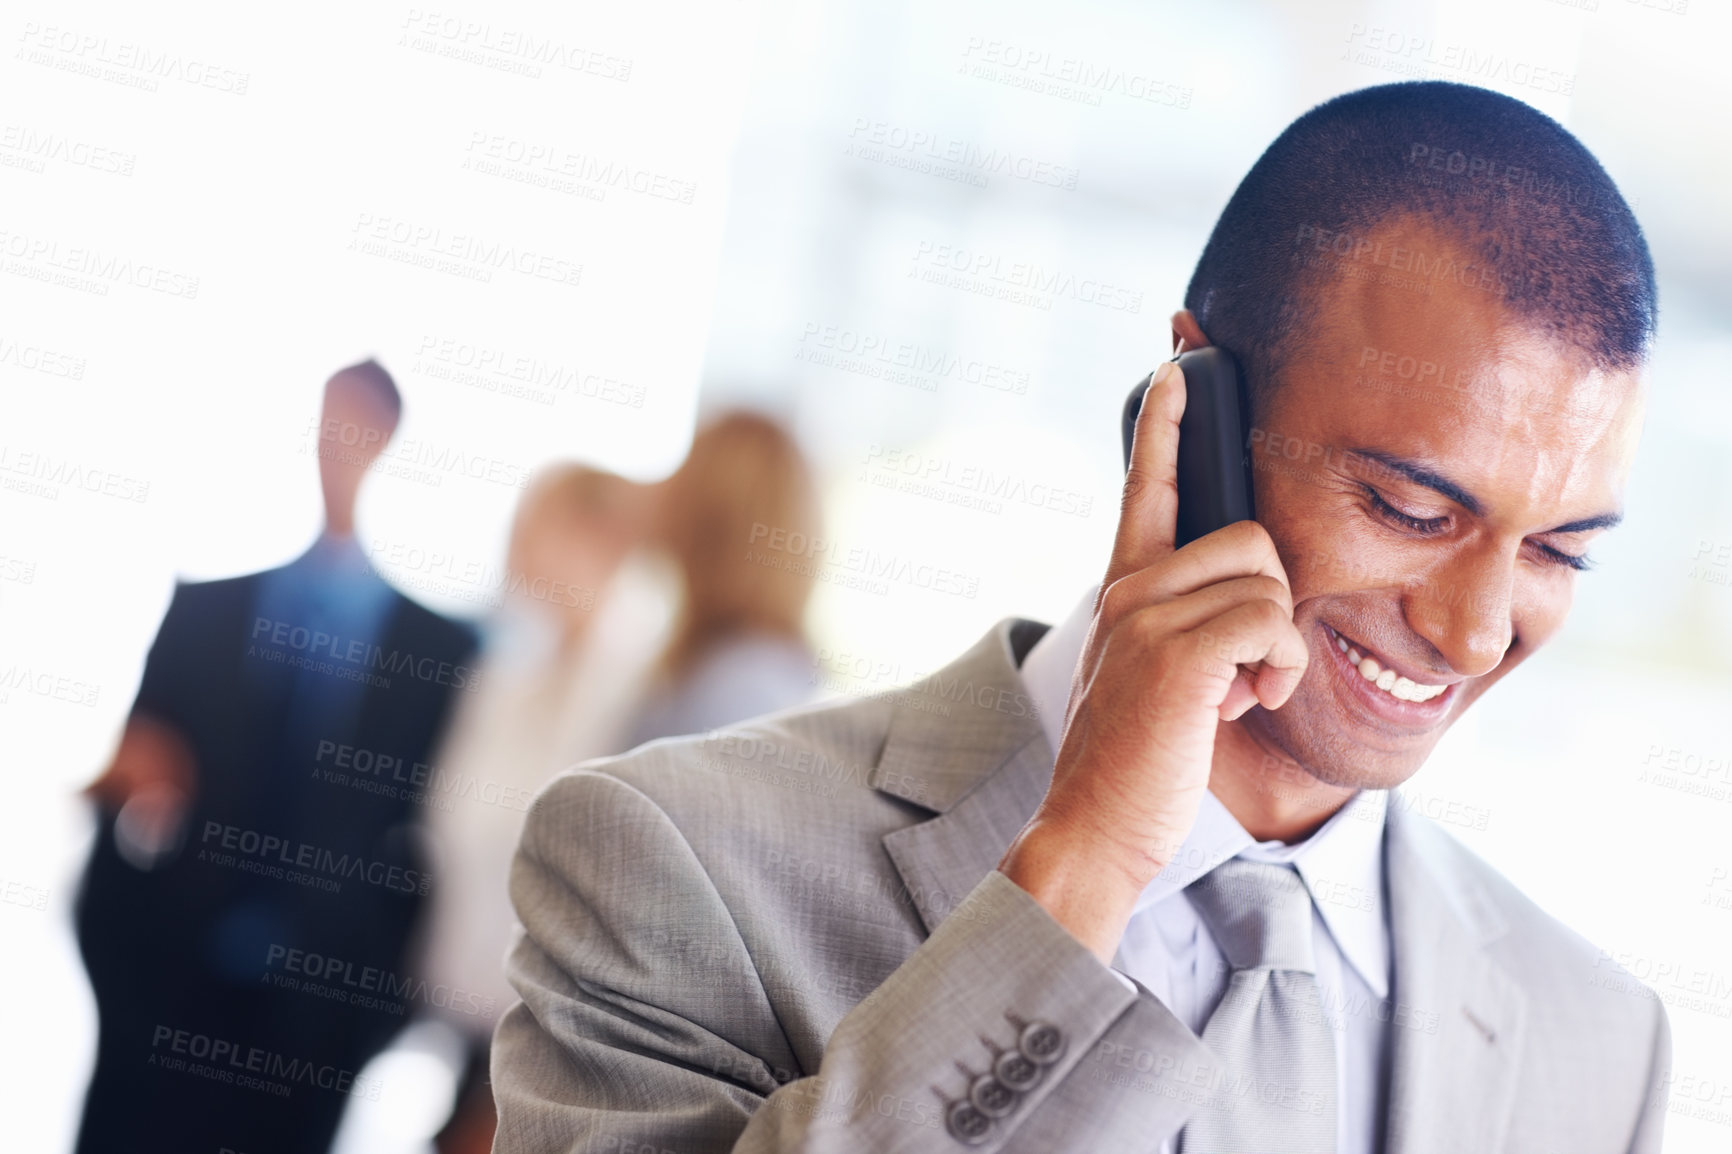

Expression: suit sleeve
xmin=129 ymin=582 xmax=200 ymax=730
xmin=491 ymin=769 xmax=1217 ymax=1154
xmin=1626 ymin=998 xmax=1672 ymax=1154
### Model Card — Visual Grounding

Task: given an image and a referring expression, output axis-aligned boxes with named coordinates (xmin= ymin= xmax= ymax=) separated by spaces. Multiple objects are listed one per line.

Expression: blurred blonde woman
xmin=418 ymin=463 xmax=675 ymax=1154
xmin=625 ymin=411 xmax=820 ymax=747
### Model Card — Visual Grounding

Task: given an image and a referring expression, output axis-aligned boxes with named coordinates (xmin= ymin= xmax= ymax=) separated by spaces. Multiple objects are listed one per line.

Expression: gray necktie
xmin=1177 ymin=858 xmax=1337 ymax=1154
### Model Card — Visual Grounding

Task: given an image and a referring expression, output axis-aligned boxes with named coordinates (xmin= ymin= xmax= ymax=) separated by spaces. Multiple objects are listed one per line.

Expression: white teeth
xmin=1327 ymin=627 xmax=1449 ymax=704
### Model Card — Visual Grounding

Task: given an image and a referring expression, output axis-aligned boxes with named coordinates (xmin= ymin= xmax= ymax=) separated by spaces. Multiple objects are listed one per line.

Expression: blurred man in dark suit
xmin=74 ymin=360 xmax=480 ymax=1154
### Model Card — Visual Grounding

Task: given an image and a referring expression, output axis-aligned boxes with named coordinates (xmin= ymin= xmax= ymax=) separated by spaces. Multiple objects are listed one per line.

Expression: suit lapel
xmin=1383 ymin=799 xmax=1528 ymax=1154
xmin=881 ymin=731 xmax=1054 ymax=933
xmin=874 ymin=619 xmax=1055 ymax=934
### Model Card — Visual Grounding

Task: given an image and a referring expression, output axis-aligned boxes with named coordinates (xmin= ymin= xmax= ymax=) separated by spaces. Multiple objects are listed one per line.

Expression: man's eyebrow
xmin=1348 ymin=448 xmax=1623 ymax=533
xmin=1348 ymin=450 xmax=1483 ymax=516
xmin=1546 ymin=512 xmax=1623 ymax=534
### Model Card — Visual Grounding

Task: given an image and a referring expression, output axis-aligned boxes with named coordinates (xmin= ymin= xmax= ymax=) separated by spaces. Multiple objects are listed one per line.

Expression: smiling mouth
xmin=1323 ymin=625 xmax=1450 ymax=704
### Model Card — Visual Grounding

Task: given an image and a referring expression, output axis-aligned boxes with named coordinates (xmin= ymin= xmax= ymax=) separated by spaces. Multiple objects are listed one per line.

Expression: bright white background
xmin=2 ymin=0 xmax=1729 ymax=1150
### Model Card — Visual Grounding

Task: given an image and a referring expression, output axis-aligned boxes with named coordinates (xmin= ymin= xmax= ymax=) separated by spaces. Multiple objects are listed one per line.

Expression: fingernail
xmin=1151 ymin=362 xmax=1174 ymax=386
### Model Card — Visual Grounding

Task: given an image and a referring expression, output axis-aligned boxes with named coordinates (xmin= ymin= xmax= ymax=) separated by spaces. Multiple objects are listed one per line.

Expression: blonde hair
xmin=504 ymin=465 xmax=642 ymax=634
xmin=510 ymin=465 xmax=638 ymax=549
xmin=659 ymin=412 xmax=818 ymax=677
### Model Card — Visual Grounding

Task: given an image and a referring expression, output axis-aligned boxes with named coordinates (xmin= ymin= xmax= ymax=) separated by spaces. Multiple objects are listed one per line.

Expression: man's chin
xmin=1244 ymin=698 xmax=1439 ymax=794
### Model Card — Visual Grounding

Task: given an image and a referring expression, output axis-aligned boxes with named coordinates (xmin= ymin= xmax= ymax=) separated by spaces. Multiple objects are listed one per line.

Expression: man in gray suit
xmin=491 ymin=82 xmax=1670 ymax=1152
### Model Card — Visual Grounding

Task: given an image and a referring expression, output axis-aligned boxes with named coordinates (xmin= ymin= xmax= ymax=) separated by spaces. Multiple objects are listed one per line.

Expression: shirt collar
xmin=1020 ymin=584 xmax=1097 ymax=759
xmin=300 ymin=530 xmax=376 ymax=578
xmin=1018 ymin=584 xmax=1390 ymax=998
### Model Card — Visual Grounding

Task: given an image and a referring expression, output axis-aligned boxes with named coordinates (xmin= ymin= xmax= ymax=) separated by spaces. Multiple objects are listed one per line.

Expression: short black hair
xmin=1185 ymin=81 xmax=1656 ymax=400
xmin=329 ymin=358 xmax=403 ymax=421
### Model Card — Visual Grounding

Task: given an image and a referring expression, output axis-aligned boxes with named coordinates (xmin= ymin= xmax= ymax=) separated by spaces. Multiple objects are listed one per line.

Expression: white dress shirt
xmin=1018 ymin=586 xmax=1392 ymax=1154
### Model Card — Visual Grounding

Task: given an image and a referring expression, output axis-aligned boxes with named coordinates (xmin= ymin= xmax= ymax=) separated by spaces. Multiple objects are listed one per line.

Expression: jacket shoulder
xmin=536 ymin=690 xmax=903 ymax=829
xmin=145 ymin=574 xmax=261 ymax=648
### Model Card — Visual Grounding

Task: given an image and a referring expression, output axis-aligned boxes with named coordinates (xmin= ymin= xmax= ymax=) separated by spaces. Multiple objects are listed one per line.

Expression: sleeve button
xmin=945 ymin=1099 xmax=993 ymax=1145
xmin=969 ymin=1073 xmax=1016 ymax=1118
xmin=994 ymin=1049 xmax=1042 ymax=1092
xmin=1018 ymin=1021 xmax=1065 ymax=1065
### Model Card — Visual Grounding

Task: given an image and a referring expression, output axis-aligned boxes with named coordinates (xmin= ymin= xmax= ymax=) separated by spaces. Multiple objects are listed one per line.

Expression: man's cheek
xmin=1282 ymin=520 xmax=1400 ymax=602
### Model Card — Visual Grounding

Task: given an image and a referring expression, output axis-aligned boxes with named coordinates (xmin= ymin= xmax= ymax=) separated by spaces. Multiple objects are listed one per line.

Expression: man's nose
xmin=1402 ymin=542 xmax=1515 ymax=679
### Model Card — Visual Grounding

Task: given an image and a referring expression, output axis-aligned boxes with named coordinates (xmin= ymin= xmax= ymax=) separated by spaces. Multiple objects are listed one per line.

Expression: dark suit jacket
xmin=75 ymin=569 xmax=478 ymax=1152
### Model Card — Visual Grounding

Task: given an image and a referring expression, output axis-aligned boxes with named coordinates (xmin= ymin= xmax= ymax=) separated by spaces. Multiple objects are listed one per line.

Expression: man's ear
xmin=1170 ymin=309 xmax=1210 ymax=354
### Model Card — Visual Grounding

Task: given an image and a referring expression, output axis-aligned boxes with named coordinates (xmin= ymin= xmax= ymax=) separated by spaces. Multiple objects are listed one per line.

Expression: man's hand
xmin=999 ymin=358 xmax=1308 ymax=963
xmin=85 ymin=715 xmax=196 ymax=866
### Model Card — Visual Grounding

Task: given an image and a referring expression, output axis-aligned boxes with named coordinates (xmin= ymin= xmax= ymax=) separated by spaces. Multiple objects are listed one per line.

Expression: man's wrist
xmin=999 ymin=818 xmax=1149 ymax=964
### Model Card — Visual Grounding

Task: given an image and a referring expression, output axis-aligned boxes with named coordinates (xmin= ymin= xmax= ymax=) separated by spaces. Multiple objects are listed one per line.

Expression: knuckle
xmin=1122 ymin=466 xmax=1176 ymax=511
xmin=1246 ymin=521 xmax=1285 ymax=567
xmin=1120 ymin=612 xmax=1179 ymax=664
xmin=1100 ymin=575 xmax=1135 ymax=622
xmin=1223 ymin=516 xmax=1271 ymax=552
xmin=1126 ymin=606 xmax=1169 ymax=646
xmin=1248 ymin=574 xmax=1287 ymax=604
xmin=1188 ymin=630 xmax=1239 ymax=677
xmin=1236 ymin=517 xmax=1275 ymax=546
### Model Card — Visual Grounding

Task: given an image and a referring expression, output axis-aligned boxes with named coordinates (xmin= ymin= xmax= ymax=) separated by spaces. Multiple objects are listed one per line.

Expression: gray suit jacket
xmin=492 ymin=618 xmax=1671 ymax=1153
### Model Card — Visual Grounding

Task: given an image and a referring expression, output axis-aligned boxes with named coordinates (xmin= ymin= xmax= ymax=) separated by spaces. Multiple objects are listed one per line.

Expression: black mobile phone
xmin=1120 ymin=345 xmax=1255 ymax=548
